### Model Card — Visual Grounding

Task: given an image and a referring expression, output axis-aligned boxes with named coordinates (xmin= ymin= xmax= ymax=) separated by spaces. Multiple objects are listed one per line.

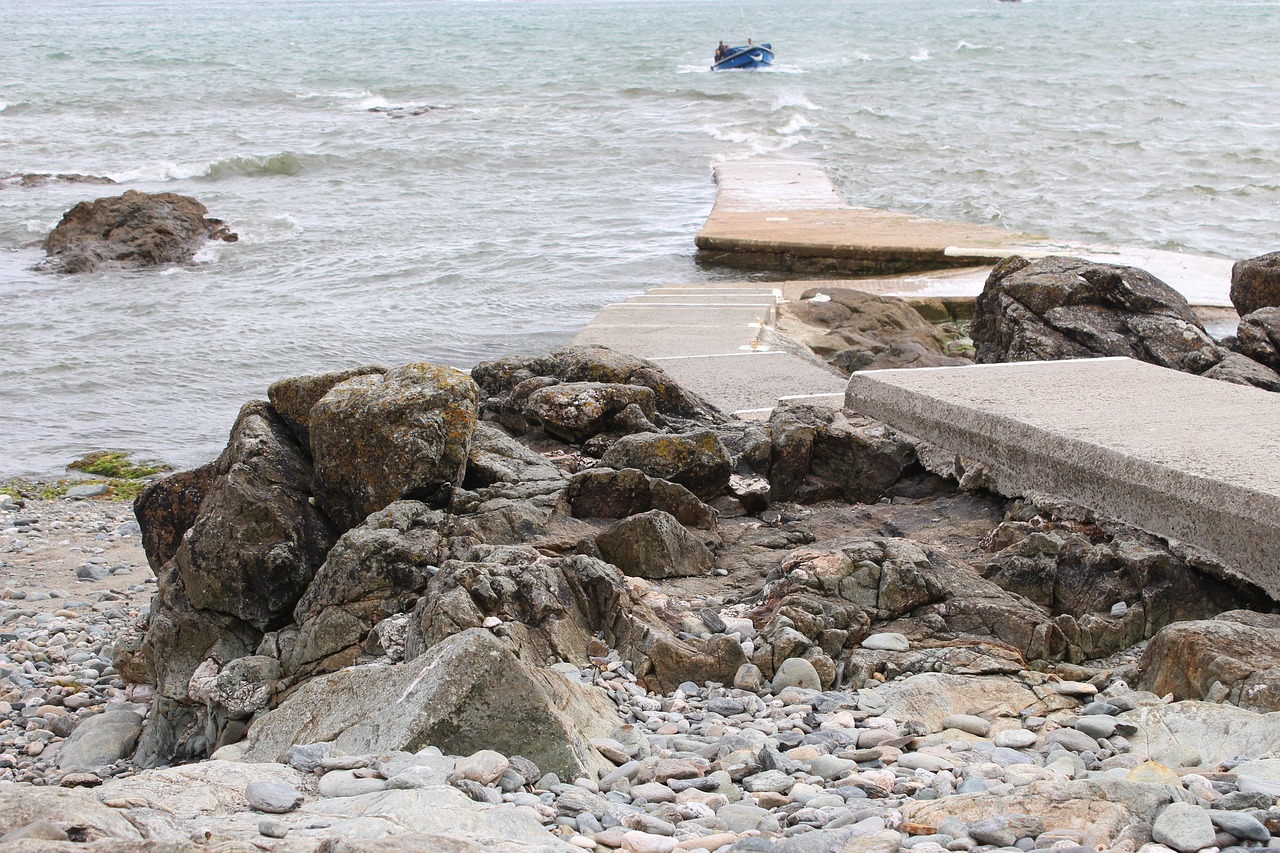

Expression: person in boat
xmin=715 ymin=41 xmax=728 ymax=62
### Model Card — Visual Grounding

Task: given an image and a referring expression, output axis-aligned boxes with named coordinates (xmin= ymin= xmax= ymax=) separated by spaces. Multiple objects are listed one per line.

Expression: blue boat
xmin=712 ymin=42 xmax=773 ymax=71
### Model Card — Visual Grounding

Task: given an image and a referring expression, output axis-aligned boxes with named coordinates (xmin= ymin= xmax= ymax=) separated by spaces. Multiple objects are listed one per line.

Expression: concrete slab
xmin=697 ymin=159 xmax=1235 ymax=307
xmin=844 ymin=357 xmax=1280 ymax=598
xmin=573 ymin=282 xmax=847 ymax=418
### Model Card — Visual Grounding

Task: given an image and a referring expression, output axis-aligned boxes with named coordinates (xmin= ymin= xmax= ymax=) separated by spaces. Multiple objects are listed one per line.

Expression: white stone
xmin=994 ymin=729 xmax=1038 ymax=749
xmin=861 ymin=632 xmax=910 ymax=652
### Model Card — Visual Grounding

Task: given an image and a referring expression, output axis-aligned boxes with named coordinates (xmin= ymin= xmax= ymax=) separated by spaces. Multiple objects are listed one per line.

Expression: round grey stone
xmin=771 ymin=658 xmax=822 ymax=692
xmin=1153 ymin=802 xmax=1217 ymax=853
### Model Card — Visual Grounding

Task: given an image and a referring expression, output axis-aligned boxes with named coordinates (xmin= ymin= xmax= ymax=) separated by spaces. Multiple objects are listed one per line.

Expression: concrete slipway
xmin=574 ymin=158 xmax=1272 ymax=593
xmin=845 ymin=358 xmax=1280 ymax=599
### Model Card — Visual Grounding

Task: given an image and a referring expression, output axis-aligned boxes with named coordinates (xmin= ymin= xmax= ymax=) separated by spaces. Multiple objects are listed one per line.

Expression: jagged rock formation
xmin=972 ymin=255 xmax=1280 ymax=390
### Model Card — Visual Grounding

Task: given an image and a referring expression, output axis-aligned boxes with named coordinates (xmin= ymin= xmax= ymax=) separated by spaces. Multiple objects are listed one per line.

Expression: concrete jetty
xmin=696 ymin=160 xmax=1235 ymax=307
xmin=845 ymin=357 xmax=1280 ymax=598
xmin=572 ymin=282 xmax=847 ymax=418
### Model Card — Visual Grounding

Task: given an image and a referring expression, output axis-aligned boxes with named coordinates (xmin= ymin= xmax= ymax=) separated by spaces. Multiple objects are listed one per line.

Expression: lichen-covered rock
xmin=767 ymin=405 xmax=917 ymax=504
xmin=598 ymin=430 xmax=731 ymax=501
xmin=310 ymin=362 xmax=480 ymax=532
xmin=40 ymin=189 xmax=237 ymax=274
xmin=285 ymin=501 xmax=459 ymax=679
xmin=267 ymin=364 xmax=388 ymax=451
xmin=596 ymin=510 xmax=714 ymax=579
xmin=132 ymin=461 xmax=216 ymax=572
xmin=471 ymin=345 xmax=723 ymax=433
xmin=406 ymin=546 xmax=652 ymax=666
xmin=168 ymin=401 xmax=335 ymax=629
xmin=524 ymin=381 xmax=658 ymax=443
xmin=1231 ymin=251 xmax=1280 ymax=317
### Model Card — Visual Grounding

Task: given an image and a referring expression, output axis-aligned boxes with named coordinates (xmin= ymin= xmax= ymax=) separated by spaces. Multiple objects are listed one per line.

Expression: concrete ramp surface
xmin=845 ymin=357 xmax=1280 ymax=598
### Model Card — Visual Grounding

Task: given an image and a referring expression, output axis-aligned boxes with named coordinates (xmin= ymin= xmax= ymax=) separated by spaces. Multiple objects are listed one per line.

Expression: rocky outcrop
xmin=283 ymin=501 xmax=461 ymax=679
xmin=310 ymin=363 xmax=479 ymax=531
xmin=980 ymin=515 xmax=1269 ymax=661
xmin=1139 ymin=611 xmax=1280 ymax=712
xmin=564 ymin=467 xmax=714 ymax=530
xmin=524 ymin=382 xmax=657 ymax=443
xmin=132 ymin=461 xmax=216 ymax=572
xmin=471 ymin=345 xmax=724 ymax=434
xmin=242 ymin=629 xmax=619 ymax=781
xmin=128 ymin=401 xmax=334 ymax=765
xmin=778 ymin=287 xmax=972 ymax=373
xmin=39 ymin=189 xmax=237 ymax=274
xmin=1231 ymin=251 xmax=1280 ymax=317
xmin=972 ymin=255 xmax=1280 ymax=390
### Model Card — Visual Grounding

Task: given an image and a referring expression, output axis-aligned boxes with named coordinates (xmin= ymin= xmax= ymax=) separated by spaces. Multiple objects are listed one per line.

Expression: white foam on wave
xmin=771 ymin=91 xmax=821 ymax=112
xmin=911 ymin=48 xmax=930 ymax=62
xmin=231 ymin=213 xmax=304 ymax=246
xmin=955 ymin=40 xmax=998 ymax=51
xmin=109 ymin=160 xmax=215 ymax=182
xmin=778 ymin=114 xmax=814 ymax=135
xmin=355 ymin=94 xmax=392 ymax=110
xmin=295 ymin=89 xmax=375 ymax=101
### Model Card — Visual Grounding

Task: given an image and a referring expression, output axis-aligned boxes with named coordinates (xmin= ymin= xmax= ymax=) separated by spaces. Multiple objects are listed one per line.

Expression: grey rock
xmin=1152 ymin=801 xmax=1217 ymax=853
xmin=772 ymin=658 xmax=822 ymax=692
xmin=1209 ymin=810 xmax=1271 ymax=843
xmin=242 ymin=628 xmax=618 ymax=782
xmin=245 ymin=779 xmax=303 ymax=813
xmin=55 ymin=709 xmax=143 ymax=772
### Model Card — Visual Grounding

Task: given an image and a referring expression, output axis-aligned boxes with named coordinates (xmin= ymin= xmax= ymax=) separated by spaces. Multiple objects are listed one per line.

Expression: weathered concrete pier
xmin=696 ymin=159 xmax=1236 ymax=307
xmin=846 ymin=357 xmax=1280 ymax=598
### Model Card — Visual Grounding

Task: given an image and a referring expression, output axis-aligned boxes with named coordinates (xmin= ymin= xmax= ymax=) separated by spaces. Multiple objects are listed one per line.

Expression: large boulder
xmin=1231 ymin=251 xmax=1280 ymax=317
xmin=1234 ymin=307 xmax=1280 ymax=372
xmin=595 ymin=509 xmax=714 ymax=579
xmin=164 ymin=402 xmax=334 ymax=630
xmin=972 ymin=256 xmax=1280 ymax=389
xmin=470 ymin=345 xmax=723 ymax=434
xmin=778 ymin=287 xmax=971 ymax=373
xmin=54 ymin=709 xmax=144 ymax=773
xmin=284 ymin=501 xmax=456 ymax=679
xmin=0 ymin=787 xmax=143 ymax=843
xmin=242 ymin=628 xmax=619 ymax=781
xmin=1119 ymin=700 xmax=1280 ymax=768
xmin=129 ymin=401 xmax=334 ymax=766
xmin=310 ymin=362 xmax=480 ymax=531
xmin=39 ymin=189 xmax=237 ymax=274
xmin=1139 ymin=611 xmax=1280 ymax=712
xmin=267 ymin=364 xmax=389 ymax=450
xmin=598 ymin=429 xmax=731 ymax=501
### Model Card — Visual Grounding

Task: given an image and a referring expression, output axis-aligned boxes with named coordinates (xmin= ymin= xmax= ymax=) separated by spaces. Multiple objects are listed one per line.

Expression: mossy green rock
xmin=598 ymin=429 xmax=731 ymax=501
xmin=524 ymin=381 xmax=656 ymax=443
xmin=311 ymin=363 xmax=479 ymax=532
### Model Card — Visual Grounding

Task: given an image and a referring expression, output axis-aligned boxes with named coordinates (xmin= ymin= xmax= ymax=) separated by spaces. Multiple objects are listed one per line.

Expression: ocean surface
xmin=2 ymin=0 xmax=1278 ymax=477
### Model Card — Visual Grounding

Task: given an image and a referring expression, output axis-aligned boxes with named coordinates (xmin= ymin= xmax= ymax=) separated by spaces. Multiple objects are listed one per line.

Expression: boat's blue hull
xmin=712 ymin=43 xmax=773 ymax=71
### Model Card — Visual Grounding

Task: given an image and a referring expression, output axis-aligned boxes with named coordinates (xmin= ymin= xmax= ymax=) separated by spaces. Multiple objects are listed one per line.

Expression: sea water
xmin=2 ymin=0 xmax=1278 ymax=477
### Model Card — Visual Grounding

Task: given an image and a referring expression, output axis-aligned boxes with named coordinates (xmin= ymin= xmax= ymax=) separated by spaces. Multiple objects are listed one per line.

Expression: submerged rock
xmin=40 ymin=189 xmax=237 ymax=274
